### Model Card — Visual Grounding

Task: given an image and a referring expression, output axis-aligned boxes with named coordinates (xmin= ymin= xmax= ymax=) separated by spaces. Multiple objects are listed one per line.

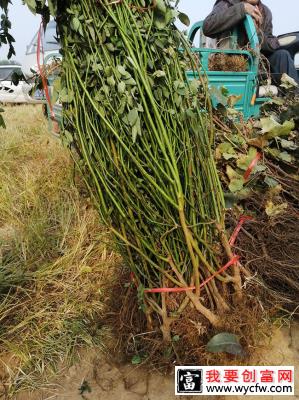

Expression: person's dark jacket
xmin=202 ymin=0 xmax=280 ymax=54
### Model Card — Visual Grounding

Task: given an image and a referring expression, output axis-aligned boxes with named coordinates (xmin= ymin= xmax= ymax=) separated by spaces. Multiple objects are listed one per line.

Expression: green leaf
xmin=24 ymin=0 xmax=37 ymax=13
xmin=71 ymin=17 xmax=81 ymax=32
xmin=88 ymin=26 xmax=96 ymax=42
xmin=63 ymin=130 xmax=73 ymax=146
xmin=25 ymin=0 xmax=36 ymax=7
xmin=280 ymin=73 xmax=298 ymax=89
xmin=223 ymin=153 xmax=237 ymax=160
xmin=131 ymin=355 xmax=142 ymax=365
xmin=224 ymin=193 xmax=238 ymax=209
xmin=221 ymin=86 xmax=229 ymax=96
xmin=153 ymin=70 xmax=166 ymax=78
xmin=107 ymin=76 xmax=116 ymax=87
xmin=162 ymin=87 xmax=170 ymax=99
xmin=104 ymin=66 xmax=112 ymax=77
xmin=174 ymin=93 xmax=182 ymax=107
xmin=47 ymin=0 xmax=57 ymax=16
xmin=280 ymin=139 xmax=298 ymax=151
xmin=226 ymin=165 xmax=242 ymax=181
xmin=52 ymin=77 xmax=61 ymax=103
xmin=237 ymin=188 xmax=252 ymax=200
xmin=155 ymin=0 xmax=167 ymax=13
xmin=226 ymin=166 xmax=244 ymax=193
xmin=210 ymin=86 xmax=228 ymax=106
xmin=102 ymin=85 xmax=110 ymax=96
xmin=229 ymin=178 xmax=244 ymax=193
xmin=165 ymin=9 xmax=177 ymax=25
xmin=268 ymin=148 xmax=280 ymax=159
xmin=117 ymin=81 xmax=126 ymax=94
xmin=189 ymin=79 xmax=200 ymax=94
xmin=260 ymin=117 xmax=295 ymax=139
xmin=174 ymin=80 xmax=185 ymax=94
xmin=154 ymin=12 xmax=167 ymax=30
xmin=106 ymin=43 xmax=115 ymax=52
xmin=266 ymin=98 xmax=284 ymax=106
xmin=217 ymin=142 xmax=235 ymax=156
xmin=184 ymin=109 xmax=195 ymax=119
xmin=117 ymin=65 xmax=127 ymax=76
xmin=53 ymin=77 xmax=61 ymax=92
xmin=132 ymin=118 xmax=141 ymax=143
xmin=264 ymin=176 xmax=279 ymax=188
xmin=255 ymin=165 xmax=266 ymax=172
xmin=236 ymin=147 xmax=257 ymax=171
xmin=128 ymin=109 xmax=138 ymax=127
xmin=178 ymin=12 xmax=190 ymax=27
xmin=206 ymin=333 xmax=244 ymax=356
xmin=279 ymin=151 xmax=293 ymax=163
xmin=136 ymin=103 xmax=144 ymax=112
xmin=230 ymin=134 xmax=246 ymax=147
xmin=60 ymin=89 xmax=74 ymax=103
xmin=172 ymin=335 xmax=180 ymax=342
xmin=123 ymin=77 xmax=136 ymax=86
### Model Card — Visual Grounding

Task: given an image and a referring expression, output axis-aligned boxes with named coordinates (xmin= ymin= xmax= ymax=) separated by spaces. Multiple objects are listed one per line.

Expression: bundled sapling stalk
xmin=49 ymin=0 xmax=243 ymax=340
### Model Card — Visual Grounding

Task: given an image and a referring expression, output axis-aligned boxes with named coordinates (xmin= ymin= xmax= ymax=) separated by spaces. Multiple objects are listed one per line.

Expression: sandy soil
xmin=14 ymin=321 xmax=299 ymax=400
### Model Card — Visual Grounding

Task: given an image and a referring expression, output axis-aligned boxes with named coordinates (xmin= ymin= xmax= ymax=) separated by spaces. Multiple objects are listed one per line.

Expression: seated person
xmin=202 ymin=0 xmax=299 ymax=87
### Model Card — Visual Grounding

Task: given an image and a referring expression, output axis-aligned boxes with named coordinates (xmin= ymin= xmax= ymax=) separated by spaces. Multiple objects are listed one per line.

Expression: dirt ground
xmin=13 ymin=321 xmax=298 ymax=400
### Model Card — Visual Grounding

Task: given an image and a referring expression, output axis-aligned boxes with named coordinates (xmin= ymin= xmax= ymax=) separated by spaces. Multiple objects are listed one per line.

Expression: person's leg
xmin=268 ymin=49 xmax=299 ymax=85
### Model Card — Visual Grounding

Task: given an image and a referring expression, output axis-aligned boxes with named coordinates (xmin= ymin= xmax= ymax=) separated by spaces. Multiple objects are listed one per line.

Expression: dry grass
xmin=0 ymin=105 xmax=121 ymax=397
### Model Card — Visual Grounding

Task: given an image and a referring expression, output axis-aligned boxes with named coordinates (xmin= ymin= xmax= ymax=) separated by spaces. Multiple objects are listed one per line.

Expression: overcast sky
xmin=0 ymin=0 xmax=298 ymax=63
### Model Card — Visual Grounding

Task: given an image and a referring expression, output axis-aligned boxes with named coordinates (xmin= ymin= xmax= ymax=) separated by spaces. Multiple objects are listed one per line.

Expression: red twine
xmin=131 ymin=215 xmax=254 ymax=294
xmin=229 ymin=215 xmax=254 ymax=247
xmin=244 ymin=152 xmax=262 ymax=181
xmin=143 ymin=255 xmax=240 ymax=294
xmin=37 ymin=23 xmax=54 ymax=119
xmin=37 ymin=22 xmax=59 ymax=133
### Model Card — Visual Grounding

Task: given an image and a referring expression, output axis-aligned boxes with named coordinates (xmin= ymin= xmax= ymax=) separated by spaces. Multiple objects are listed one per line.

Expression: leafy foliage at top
xmin=0 ymin=0 xmax=15 ymax=58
